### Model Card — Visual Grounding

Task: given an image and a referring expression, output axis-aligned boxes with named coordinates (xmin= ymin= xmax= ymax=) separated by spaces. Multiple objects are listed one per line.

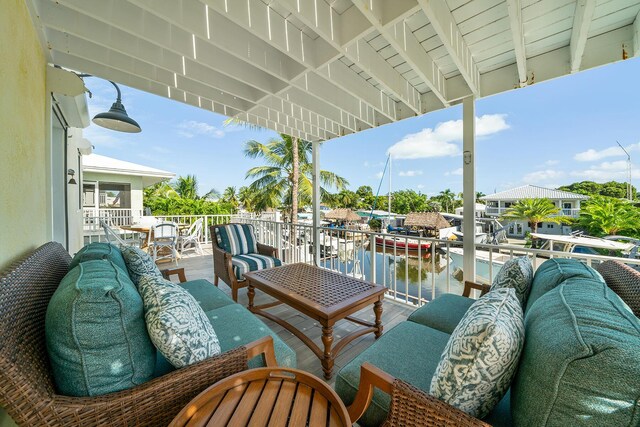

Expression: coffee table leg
xmin=247 ymin=284 xmax=255 ymax=311
xmin=321 ymin=325 xmax=334 ymax=379
xmin=374 ymin=299 xmax=383 ymax=339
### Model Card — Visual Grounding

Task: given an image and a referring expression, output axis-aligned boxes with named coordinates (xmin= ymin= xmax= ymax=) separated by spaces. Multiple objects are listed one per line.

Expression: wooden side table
xmin=169 ymin=367 xmax=351 ymax=427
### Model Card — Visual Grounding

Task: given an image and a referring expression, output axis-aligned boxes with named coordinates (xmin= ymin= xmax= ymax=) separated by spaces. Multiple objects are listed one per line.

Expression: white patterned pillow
xmin=491 ymin=256 xmax=533 ymax=308
xmin=121 ymin=246 xmax=162 ymax=286
xmin=138 ymin=274 xmax=221 ymax=368
xmin=430 ymin=288 xmax=524 ymax=418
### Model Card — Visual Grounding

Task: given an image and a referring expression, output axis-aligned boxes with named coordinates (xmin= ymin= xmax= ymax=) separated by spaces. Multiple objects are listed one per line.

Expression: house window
xmin=516 ymin=223 xmax=523 ymax=234
xmin=547 ymin=224 xmax=554 ymax=228
xmin=98 ymin=182 xmax=132 ymax=208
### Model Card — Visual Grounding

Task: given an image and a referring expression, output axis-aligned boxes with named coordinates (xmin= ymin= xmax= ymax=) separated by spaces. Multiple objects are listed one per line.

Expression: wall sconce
xmin=463 ymin=150 xmax=472 ymax=165
xmin=67 ymin=169 xmax=77 ymax=185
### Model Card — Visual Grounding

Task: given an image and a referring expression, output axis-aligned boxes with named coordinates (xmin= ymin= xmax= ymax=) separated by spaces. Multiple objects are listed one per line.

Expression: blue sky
xmin=85 ymin=57 xmax=640 ymax=198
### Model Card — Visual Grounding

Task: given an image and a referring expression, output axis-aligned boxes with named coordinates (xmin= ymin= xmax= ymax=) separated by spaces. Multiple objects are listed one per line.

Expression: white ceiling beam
xmin=352 ymin=0 xmax=448 ymax=107
xmin=278 ymin=0 xmax=422 ymax=115
xmin=204 ymin=0 xmax=387 ymax=127
xmin=418 ymin=0 xmax=480 ymax=96
xmin=570 ymin=0 xmax=596 ymax=73
xmin=506 ymin=0 xmax=528 ymax=87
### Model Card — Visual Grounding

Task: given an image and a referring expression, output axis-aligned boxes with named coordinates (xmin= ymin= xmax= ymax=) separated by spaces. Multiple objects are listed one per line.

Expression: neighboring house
xmin=480 ymin=185 xmax=588 ymax=237
xmin=82 ymin=154 xmax=174 ymax=227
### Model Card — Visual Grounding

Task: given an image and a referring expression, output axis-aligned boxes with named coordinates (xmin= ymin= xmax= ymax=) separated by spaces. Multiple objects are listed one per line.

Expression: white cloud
xmin=83 ymin=125 xmax=123 ymax=149
xmin=574 ymin=142 xmax=640 ymax=162
xmin=417 ymin=184 xmax=425 ymax=189
xmin=445 ymin=168 xmax=463 ymax=176
xmin=387 ymin=114 xmax=509 ymax=159
xmin=523 ymin=169 xmax=566 ymax=183
xmin=398 ymin=170 xmax=423 ymax=177
xmin=570 ymin=160 xmax=640 ymax=182
xmin=375 ymin=171 xmax=384 ymax=179
xmin=544 ymin=160 xmax=559 ymax=166
xmin=178 ymin=120 xmax=225 ymax=138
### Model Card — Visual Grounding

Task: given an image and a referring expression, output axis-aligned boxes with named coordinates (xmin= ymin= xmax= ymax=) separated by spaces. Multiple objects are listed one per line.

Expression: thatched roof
xmin=404 ymin=212 xmax=451 ymax=229
xmin=324 ymin=208 xmax=361 ymax=221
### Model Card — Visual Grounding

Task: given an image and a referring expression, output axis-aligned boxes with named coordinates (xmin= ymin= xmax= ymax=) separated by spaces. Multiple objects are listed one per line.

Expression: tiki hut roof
xmin=324 ymin=208 xmax=361 ymax=221
xmin=404 ymin=212 xmax=451 ymax=229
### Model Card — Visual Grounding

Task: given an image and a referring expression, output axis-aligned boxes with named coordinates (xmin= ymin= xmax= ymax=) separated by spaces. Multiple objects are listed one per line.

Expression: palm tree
xmin=222 ymin=186 xmax=239 ymax=208
xmin=476 ymin=192 xmax=486 ymax=203
xmin=174 ymin=175 xmax=219 ymax=200
xmin=578 ymin=196 xmax=640 ymax=236
xmin=500 ymin=198 xmax=564 ymax=235
xmin=437 ymin=189 xmax=456 ymax=213
xmin=244 ymin=134 xmax=349 ymax=223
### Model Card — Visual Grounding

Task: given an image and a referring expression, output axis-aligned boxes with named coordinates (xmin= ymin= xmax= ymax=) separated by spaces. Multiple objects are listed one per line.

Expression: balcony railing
xmin=485 ymin=207 xmax=580 ymax=217
xmin=81 ymin=213 xmax=640 ymax=308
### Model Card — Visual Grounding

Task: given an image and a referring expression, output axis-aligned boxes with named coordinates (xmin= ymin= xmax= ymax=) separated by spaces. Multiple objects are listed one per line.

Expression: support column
xmin=312 ymin=140 xmax=321 ymax=266
xmin=462 ymin=96 xmax=477 ymax=283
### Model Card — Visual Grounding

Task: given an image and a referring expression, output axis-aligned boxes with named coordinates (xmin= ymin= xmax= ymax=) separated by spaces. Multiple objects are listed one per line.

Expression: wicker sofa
xmin=0 ymin=242 xmax=296 ymax=426
xmin=337 ymin=258 xmax=640 ymax=426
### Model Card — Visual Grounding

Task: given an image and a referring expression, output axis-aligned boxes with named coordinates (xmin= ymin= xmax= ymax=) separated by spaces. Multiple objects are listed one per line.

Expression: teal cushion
xmin=491 ymin=256 xmax=533 ymax=308
xmin=482 ymin=391 xmax=512 ymax=427
xmin=526 ymin=258 xmax=603 ymax=313
xmin=121 ymin=245 xmax=162 ymax=285
xmin=430 ymin=289 xmax=524 ymax=418
xmin=45 ymin=260 xmax=155 ymax=397
xmin=512 ymin=277 xmax=640 ymax=426
xmin=205 ymin=304 xmax=296 ymax=369
xmin=231 ymin=254 xmax=282 ymax=280
xmin=139 ymin=275 xmax=221 ymax=368
xmin=335 ymin=322 xmax=450 ymax=427
xmin=180 ymin=279 xmax=235 ymax=311
xmin=214 ymin=224 xmax=258 ymax=256
xmin=69 ymin=242 xmax=127 ymax=273
xmin=407 ymin=294 xmax=474 ymax=334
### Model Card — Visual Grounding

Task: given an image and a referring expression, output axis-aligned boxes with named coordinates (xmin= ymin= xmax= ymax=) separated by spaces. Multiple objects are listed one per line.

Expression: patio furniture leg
xmin=214 ymin=275 xmax=219 ymax=286
xmin=247 ymin=284 xmax=255 ymax=310
xmin=321 ymin=325 xmax=334 ymax=380
xmin=374 ymin=299 xmax=383 ymax=339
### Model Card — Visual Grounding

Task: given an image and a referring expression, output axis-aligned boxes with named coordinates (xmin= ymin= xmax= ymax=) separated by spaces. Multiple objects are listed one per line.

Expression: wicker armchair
xmin=348 ymin=363 xmax=490 ymax=427
xmin=210 ymin=224 xmax=279 ymax=302
xmin=0 ymin=242 xmax=277 ymax=427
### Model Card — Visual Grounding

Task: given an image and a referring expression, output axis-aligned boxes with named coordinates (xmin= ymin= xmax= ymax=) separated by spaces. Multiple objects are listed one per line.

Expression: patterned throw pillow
xmin=121 ymin=246 xmax=162 ymax=286
xmin=491 ymin=256 xmax=533 ymax=308
xmin=215 ymin=224 xmax=258 ymax=256
xmin=138 ymin=274 xmax=221 ymax=368
xmin=430 ymin=288 xmax=525 ymax=419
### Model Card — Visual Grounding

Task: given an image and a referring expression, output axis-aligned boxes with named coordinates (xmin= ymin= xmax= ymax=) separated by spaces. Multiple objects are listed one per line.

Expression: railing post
xmin=275 ymin=222 xmax=283 ymax=261
xmin=462 ymin=95 xmax=477 ymax=283
xmin=312 ymin=140 xmax=321 ymax=266
xmin=370 ymin=232 xmax=377 ymax=283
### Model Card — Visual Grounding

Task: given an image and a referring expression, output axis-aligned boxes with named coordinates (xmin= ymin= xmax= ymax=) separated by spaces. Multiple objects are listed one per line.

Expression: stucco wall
xmin=0 ymin=1 xmax=47 ymax=268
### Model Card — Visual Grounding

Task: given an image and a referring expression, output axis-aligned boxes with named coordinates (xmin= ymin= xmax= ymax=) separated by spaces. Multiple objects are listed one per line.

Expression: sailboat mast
xmin=388 ymin=155 xmax=392 ymax=223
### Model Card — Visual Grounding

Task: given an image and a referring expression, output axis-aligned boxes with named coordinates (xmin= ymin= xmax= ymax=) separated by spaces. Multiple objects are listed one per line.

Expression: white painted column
xmin=312 ymin=140 xmax=321 ymax=265
xmin=462 ymin=96 xmax=477 ymax=283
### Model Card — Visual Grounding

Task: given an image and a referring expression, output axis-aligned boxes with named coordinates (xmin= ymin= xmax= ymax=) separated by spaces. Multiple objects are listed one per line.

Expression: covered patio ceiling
xmin=29 ymin=0 xmax=640 ymax=141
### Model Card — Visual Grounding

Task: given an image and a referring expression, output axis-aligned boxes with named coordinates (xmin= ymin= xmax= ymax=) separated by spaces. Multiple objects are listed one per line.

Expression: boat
xmin=447 ymin=232 xmax=639 ymax=283
xmin=375 ymin=235 xmax=431 ymax=251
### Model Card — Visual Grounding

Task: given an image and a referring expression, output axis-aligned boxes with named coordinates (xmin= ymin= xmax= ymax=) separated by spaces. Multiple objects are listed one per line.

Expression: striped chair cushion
xmin=232 ymin=254 xmax=282 ymax=281
xmin=215 ymin=224 xmax=258 ymax=256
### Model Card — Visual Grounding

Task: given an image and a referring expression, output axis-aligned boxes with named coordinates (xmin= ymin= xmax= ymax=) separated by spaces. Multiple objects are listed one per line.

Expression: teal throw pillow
xmin=121 ymin=245 xmax=162 ymax=286
xmin=69 ymin=242 xmax=127 ymax=273
xmin=138 ymin=274 xmax=221 ymax=368
xmin=430 ymin=288 xmax=525 ymax=418
xmin=45 ymin=260 xmax=156 ymax=397
xmin=491 ymin=256 xmax=533 ymax=308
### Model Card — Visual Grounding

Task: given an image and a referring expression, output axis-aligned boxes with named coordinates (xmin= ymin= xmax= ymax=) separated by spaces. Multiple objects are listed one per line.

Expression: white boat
xmin=448 ymin=233 xmax=637 ymax=283
xmin=452 ymin=229 xmax=488 ymax=244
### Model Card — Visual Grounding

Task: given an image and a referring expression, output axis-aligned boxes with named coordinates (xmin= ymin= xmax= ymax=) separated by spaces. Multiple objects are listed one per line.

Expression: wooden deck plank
xmin=176 ymin=248 xmax=414 ymax=386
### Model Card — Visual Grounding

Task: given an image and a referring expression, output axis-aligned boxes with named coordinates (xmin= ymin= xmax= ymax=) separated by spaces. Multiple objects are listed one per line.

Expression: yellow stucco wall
xmin=0 ymin=0 xmax=47 ymax=269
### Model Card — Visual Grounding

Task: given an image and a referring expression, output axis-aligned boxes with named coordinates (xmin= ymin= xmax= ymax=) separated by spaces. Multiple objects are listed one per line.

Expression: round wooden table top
xmin=169 ymin=367 xmax=351 ymax=427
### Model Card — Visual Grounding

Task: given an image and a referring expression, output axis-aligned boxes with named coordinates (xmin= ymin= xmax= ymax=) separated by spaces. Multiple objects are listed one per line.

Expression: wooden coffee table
xmin=244 ymin=263 xmax=387 ymax=379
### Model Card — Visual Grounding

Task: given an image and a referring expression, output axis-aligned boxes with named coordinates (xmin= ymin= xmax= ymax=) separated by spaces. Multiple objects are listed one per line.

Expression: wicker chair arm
xmin=349 ymin=363 xmax=490 ymax=427
xmin=462 ymin=281 xmax=491 ymax=298
xmin=161 ymin=267 xmax=187 ymax=283
xmin=257 ymin=242 xmax=278 ymax=258
xmin=47 ymin=337 xmax=276 ymax=427
xmin=212 ymin=244 xmax=234 ymax=284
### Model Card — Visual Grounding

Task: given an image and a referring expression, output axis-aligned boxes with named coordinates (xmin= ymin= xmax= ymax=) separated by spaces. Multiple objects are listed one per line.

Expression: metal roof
xmin=83 ymin=154 xmax=175 ymax=186
xmin=28 ymin=0 xmax=640 ymax=141
xmin=480 ymin=184 xmax=589 ymax=200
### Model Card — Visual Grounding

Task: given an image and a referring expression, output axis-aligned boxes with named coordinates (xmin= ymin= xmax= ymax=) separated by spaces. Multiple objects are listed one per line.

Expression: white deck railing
xmin=485 ymin=207 xmax=580 ymax=218
xmin=82 ymin=214 xmax=640 ymax=307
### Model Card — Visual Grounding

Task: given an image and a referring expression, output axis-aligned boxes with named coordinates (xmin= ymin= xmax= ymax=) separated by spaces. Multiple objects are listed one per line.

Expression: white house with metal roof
xmin=481 ymin=185 xmax=589 ymax=237
xmin=82 ymin=154 xmax=175 ymax=227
